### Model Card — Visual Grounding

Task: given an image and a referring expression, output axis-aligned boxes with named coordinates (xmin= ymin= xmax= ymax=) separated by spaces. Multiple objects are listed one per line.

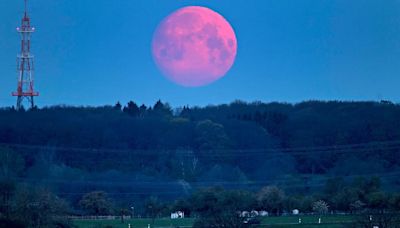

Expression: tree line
xmin=0 ymin=100 xmax=400 ymax=226
xmin=0 ymin=176 xmax=399 ymax=227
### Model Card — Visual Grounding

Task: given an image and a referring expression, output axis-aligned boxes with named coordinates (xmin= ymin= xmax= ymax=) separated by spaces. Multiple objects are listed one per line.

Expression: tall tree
xmin=123 ymin=101 xmax=140 ymax=116
xmin=79 ymin=191 xmax=114 ymax=216
xmin=257 ymin=186 xmax=285 ymax=215
xmin=144 ymin=196 xmax=164 ymax=226
xmin=13 ymin=186 xmax=70 ymax=228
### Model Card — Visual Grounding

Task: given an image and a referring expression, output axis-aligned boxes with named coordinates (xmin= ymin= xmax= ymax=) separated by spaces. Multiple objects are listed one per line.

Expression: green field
xmin=74 ymin=218 xmax=195 ymax=228
xmin=73 ymin=215 xmax=357 ymax=228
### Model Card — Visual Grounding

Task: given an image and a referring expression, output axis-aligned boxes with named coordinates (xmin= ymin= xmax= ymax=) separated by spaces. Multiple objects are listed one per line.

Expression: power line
xmin=1 ymin=140 xmax=400 ymax=157
xmin=13 ymin=171 xmax=400 ymax=187
xmin=2 ymin=140 xmax=400 ymax=197
xmin=39 ymin=174 xmax=400 ymax=197
xmin=22 ymin=145 xmax=400 ymax=162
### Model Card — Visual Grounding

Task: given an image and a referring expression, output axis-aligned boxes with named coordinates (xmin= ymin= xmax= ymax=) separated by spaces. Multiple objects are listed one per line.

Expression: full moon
xmin=152 ymin=6 xmax=237 ymax=87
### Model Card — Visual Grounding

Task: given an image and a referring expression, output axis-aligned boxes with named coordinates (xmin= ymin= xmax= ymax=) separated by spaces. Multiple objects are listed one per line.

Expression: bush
xmin=0 ymin=218 xmax=25 ymax=228
xmin=312 ymin=200 xmax=329 ymax=215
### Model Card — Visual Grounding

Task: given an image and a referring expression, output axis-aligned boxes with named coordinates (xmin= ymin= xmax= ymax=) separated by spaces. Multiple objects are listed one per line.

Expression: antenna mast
xmin=24 ymin=0 xmax=27 ymax=16
xmin=12 ymin=0 xmax=39 ymax=110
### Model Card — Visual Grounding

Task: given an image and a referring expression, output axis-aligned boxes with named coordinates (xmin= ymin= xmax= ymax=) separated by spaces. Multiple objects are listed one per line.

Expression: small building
xmin=171 ymin=211 xmax=184 ymax=219
xmin=240 ymin=210 xmax=268 ymax=218
xmin=250 ymin=210 xmax=259 ymax=217
xmin=239 ymin=211 xmax=250 ymax=218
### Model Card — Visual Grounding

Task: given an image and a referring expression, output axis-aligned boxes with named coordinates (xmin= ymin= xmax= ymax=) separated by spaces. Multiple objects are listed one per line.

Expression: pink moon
xmin=152 ymin=6 xmax=237 ymax=87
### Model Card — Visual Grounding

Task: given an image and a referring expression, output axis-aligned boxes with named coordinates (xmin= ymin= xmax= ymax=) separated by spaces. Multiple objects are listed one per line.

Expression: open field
xmin=73 ymin=215 xmax=358 ymax=228
xmin=74 ymin=218 xmax=195 ymax=228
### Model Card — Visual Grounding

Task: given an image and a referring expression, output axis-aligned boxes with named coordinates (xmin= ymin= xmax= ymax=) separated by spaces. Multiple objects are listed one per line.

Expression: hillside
xmin=1 ymin=100 xmax=400 ymax=206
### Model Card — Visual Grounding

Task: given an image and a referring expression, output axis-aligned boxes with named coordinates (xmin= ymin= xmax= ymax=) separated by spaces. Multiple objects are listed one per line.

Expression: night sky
xmin=1 ymin=0 xmax=400 ymax=107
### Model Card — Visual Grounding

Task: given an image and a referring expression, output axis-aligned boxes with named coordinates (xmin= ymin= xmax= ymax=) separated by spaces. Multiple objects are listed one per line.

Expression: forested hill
xmin=1 ymin=100 xmax=400 ymax=201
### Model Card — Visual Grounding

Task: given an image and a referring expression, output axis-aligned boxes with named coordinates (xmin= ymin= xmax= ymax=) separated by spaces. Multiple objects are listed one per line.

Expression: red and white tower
xmin=12 ymin=0 xmax=39 ymax=110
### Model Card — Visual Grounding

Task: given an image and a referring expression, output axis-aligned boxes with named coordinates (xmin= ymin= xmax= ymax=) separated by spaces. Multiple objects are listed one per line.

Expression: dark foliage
xmin=0 ymin=100 xmax=400 ymax=207
xmin=0 ymin=218 xmax=25 ymax=228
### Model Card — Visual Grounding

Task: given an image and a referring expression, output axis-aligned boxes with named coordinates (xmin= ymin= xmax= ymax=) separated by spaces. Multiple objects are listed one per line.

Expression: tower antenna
xmin=12 ymin=0 xmax=39 ymax=110
xmin=24 ymin=0 xmax=27 ymax=17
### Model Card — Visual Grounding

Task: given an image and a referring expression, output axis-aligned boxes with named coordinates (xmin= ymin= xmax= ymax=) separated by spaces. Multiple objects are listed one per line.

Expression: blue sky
xmin=1 ymin=0 xmax=400 ymax=107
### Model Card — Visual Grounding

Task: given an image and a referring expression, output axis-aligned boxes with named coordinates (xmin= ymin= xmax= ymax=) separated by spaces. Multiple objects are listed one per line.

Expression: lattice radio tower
xmin=12 ymin=0 xmax=39 ymax=110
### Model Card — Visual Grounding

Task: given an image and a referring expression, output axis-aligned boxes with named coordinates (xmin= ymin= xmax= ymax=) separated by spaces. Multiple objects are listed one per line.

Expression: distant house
xmin=171 ymin=211 xmax=184 ymax=219
xmin=240 ymin=210 xmax=268 ymax=218
xmin=251 ymin=210 xmax=259 ymax=217
xmin=239 ymin=211 xmax=250 ymax=218
xmin=240 ymin=211 xmax=250 ymax=218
